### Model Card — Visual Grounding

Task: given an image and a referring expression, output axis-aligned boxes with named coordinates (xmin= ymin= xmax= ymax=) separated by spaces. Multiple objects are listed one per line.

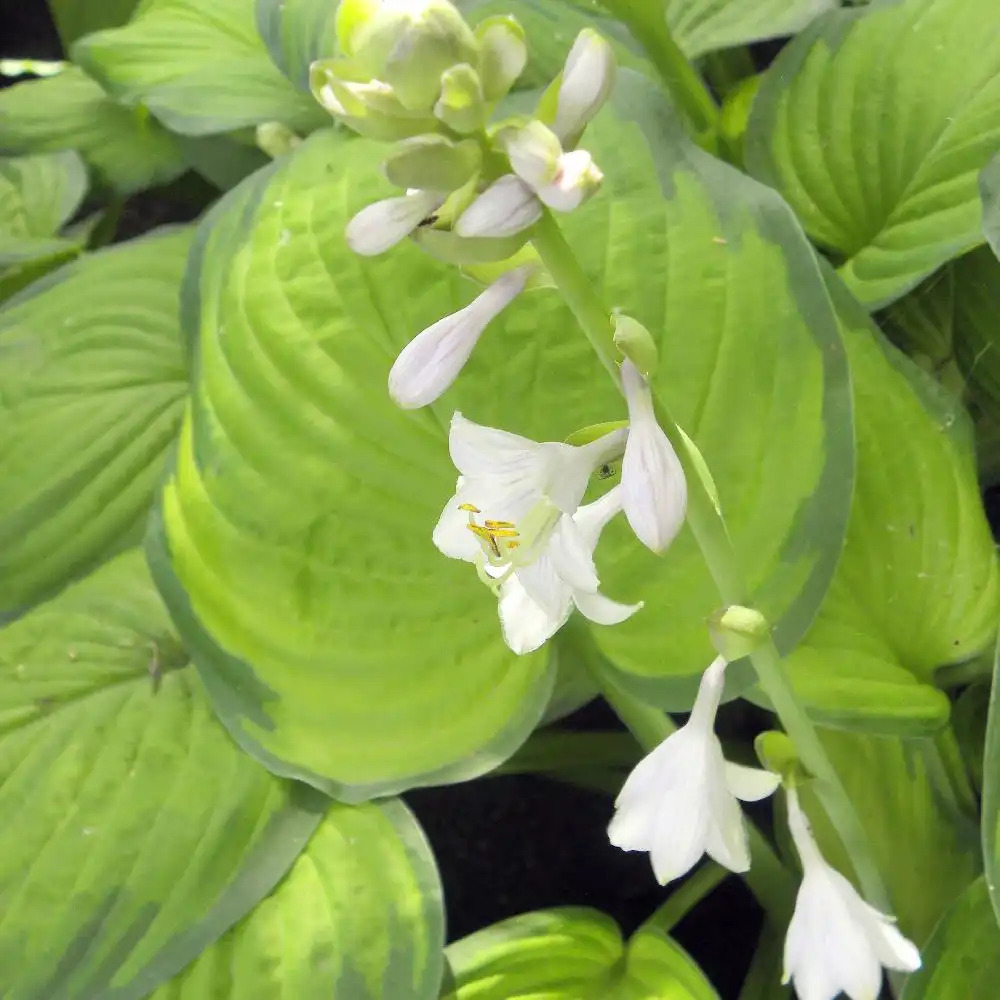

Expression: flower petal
xmin=553 ymin=28 xmax=616 ymax=143
xmin=432 ymin=481 xmax=483 ymax=562
xmin=497 ymin=572 xmax=570 ymax=654
xmin=345 ymin=189 xmax=443 ymax=255
xmin=535 ymin=149 xmax=604 ymax=212
xmin=649 ymin=783 xmax=711 ymax=885
xmin=513 ymin=552 xmax=570 ymax=619
xmin=724 ymin=762 xmax=781 ymax=802
xmin=389 ymin=266 xmax=530 ymax=408
xmin=546 ymin=514 xmax=599 ymax=592
xmin=703 ymin=761 xmax=751 ymax=873
xmin=573 ymin=588 xmax=642 ymax=626
xmin=455 ymin=174 xmax=542 ymax=237
xmin=620 ymin=358 xmax=688 ymax=553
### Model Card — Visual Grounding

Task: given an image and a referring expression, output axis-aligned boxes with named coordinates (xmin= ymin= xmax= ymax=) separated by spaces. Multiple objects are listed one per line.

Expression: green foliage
xmin=984 ymin=634 xmax=1000 ymax=924
xmin=0 ymin=228 xmax=192 ymax=620
xmin=442 ymin=907 xmax=719 ymax=999
xmin=747 ymin=0 xmax=1000 ymax=308
xmin=0 ymin=67 xmax=185 ymax=194
xmin=47 ymin=0 xmax=142 ymax=47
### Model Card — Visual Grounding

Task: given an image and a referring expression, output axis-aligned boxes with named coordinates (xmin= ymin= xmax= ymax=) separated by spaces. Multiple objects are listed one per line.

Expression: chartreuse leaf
xmin=47 ymin=0 xmax=141 ymax=46
xmin=0 ymin=549 xmax=326 ymax=1000
xmin=984 ymin=632 xmax=1000 ymax=924
xmin=665 ymin=0 xmax=836 ymax=59
xmin=255 ymin=0 xmax=340 ymax=92
xmin=0 ymin=150 xmax=86 ymax=268
xmin=150 ymin=799 xmax=444 ymax=999
xmin=0 ymin=67 xmax=185 ymax=194
xmin=901 ymin=878 xmax=1000 ymax=999
xmin=74 ymin=0 xmax=325 ymax=136
xmin=149 ymin=81 xmax=851 ymax=798
xmin=801 ymin=731 xmax=981 ymax=944
xmin=0 ymin=227 xmax=192 ymax=621
xmin=746 ymin=0 xmax=1000 ymax=309
xmin=778 ymin=278 xmax=998 ymax=733
xmin=442 ymin=908 xmax=718 ymax=999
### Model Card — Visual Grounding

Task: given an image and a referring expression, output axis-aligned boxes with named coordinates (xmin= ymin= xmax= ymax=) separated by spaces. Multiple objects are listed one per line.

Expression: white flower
xmin=432 ymin=413 xmax=638 ymax=653
xmin=346 ymin=188 xmax=444 ymax=255
xmin=783 ymin=788 xmax=921 ymax=1000
xmin=389 ymin=266 xmax=531 ymax=408
xmin=535 ymin=149 xmax=604 ymax=212
xmin=454 ymin=174 xmax=542 ymax=237
xmin=619 ymin=358 xmax=687 ymax=553
xmin=553 ymin=29 xmax=616 ymax=144
xmin=608 ymin=656 xmax=779 ymax=884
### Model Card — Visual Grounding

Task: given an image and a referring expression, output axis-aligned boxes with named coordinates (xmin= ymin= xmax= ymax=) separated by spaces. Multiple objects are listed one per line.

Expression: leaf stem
xmin=530 ymin=210 xmax=892 ymax=913
xmin=640 ymin=861 xmax=729 ymax=933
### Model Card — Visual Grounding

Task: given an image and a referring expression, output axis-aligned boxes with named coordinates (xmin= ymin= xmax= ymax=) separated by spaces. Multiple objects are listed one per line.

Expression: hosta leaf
xmin=778 ymin=277 xmax=998 ymax=733
xmin=983 ymin=632 xmax=1000 ymax=924
xmin=255 ymin=0 xmax=339 ymax=92
xmin=151 ymin=800 xmax=444 ymax=999
xmin=746 ymin=0 xmax=1000 ymax=308
xmin=442 ymin=908 xmax=718 ymax=999
xmin=74 ymin=0 xmax=325 ymax=136
xmin=150 ymin=78 xmax=852 ymax=800
xmin=665 ymin=0 xmax=837 ymax=59
xmin=0 ymin=549 xmax=325 ymax=1000
xmin=47 ymin=0 xmax=142 ymax=46
xmin=0 ymin=150 xmax=86 ymax=267
xmin=0 ymin=67 xmax=185 ymax=194
xmin=901 ymin=878 xmax=1000 ymax=999
xmin=0 ymin=227 xmax=192 ymax=621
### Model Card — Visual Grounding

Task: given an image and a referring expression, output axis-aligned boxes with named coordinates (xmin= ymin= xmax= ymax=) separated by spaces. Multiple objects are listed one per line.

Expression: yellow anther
xmin=462 ymin=502 xmax=522 ymax=564
xmin=484 ymin=519 xmax=516 ymax=528
xmin=459 ymin=503 xmax=481 ymax=513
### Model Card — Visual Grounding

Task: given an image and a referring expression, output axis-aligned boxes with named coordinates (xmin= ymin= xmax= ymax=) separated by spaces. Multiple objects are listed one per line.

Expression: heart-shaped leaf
xmin=0 ymin=67 xmax=185 ymax=194
xmin=746 ymin=0 xmax=1000 ymax=308
xmin=74 ymin=0 xmax=326 ymax=136
xmin=0 ymin=548 xmax=326 ymax=999
xmin=151 ymin=799 xmax=444 ymax=999
xmin=0 ymin=227 xmax=192 ymax=620
xmin=442 ymin=907 xmax=718 ymax=999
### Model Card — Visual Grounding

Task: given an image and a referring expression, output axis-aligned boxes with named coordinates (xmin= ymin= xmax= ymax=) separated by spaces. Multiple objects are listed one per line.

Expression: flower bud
xmin=350 ymin=0 xmax=479 ymax=112
xmin=553 ymin=29 xmax=616 ymax=144
xmin=612 ymin=313 xmax=658 ymax=378
xmin=535 ymin=149 xmax=604 ymax=212
xmin=708 ymin=604 xmax=771 ymax=662
xmin=455 ymin=175 xmax=541 ymax=238
xmin=475 ymin=15 xmax=527 ymax=101
xmin=382 ymin=135 xmax=481 ymax=192
xmin=498 ymin=121 xmax=562 ymax=189
xmin=346 ymin=189 xmax=445 ymax=256
xmin=434 ymin=63 xmax=487 ymax=133
xmin=255 ymin=121 xmax=301 ymax=159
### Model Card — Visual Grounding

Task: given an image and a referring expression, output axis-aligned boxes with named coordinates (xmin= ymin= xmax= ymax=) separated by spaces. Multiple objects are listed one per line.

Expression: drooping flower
xmin=608 ymin=656 xmax=779 ymax=884
xmin=345 ymin=188 xmax=444 ymax=255
xmin=388 ymin=266 xmax=531 ymax=408
xmin=619 ymin=358 xmax=687 ymax=553
xmin=783 ymin=787 xmax=921 ymax=1000
xmin=433 ymin=414 xmax=639 ymax=652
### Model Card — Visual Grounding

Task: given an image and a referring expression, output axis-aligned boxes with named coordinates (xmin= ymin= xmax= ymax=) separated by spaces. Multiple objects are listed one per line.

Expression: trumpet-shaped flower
xmin=783 ymin=788 xmax=921 ymax=1000
xmin=433 ymin=414 xmax=638 ymax=652
xmin=346 ymin=188 xmax=444 ymax=255
xmin=619 ymin=358 xmax=687 ymax=553
xmin=388 ymin=266 xmax=531 ymax=408
xmin=608 ymin=656 xmax=779 ymax=884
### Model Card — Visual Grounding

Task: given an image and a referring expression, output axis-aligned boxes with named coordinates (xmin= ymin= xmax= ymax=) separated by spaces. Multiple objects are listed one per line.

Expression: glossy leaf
xmin=779 ymin=278 xmax=998 ymax=733
xmin=746 ymin=0 xmax=1000 ymax=308
xmin=0 ymin=150 xmax=86 ymax=267
xmin=666 ymin=0 xmax=837 ymax=59
xmin=0 ymin=67 xmax=185 ymax=194
xmin=74 ymin=0 xmax=326 ymax=136
xmin=151 ymin=799 xmax=444 ymax=999
xmin=47 ymin=0 xmax=141 ymax=46
xmin=0 ymin=549 xmax=326 ymax=999
xmin=901 ymin=878 xmax=1000 ymax=999
xmin=255 ymin=0 xmax=339 ymax=92
xmin=0 ymin=227 xmax=192 ymax=621
xmin=442 ymin=907 xmax=718 ymax=999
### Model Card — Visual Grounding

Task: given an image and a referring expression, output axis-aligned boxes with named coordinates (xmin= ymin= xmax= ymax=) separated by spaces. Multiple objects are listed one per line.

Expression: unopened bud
xmin=383 ymin=135 xmax=481 ymax=192
xmin=346 ymin=189 xmax=445 ymax=256
xmin=434 ymin=63 xmax=487 ymax=133
xmin=754 ymin=731 xmax=806 ymax=784
xmin=612 ymin=314 xmax=658 ymax=378
xmin=255 ymin=121 xmax=301 ymax=159
xmin=708 ymin=605 xmax=771 ymax=662
xmin=455 ymin=175 xmax=541 ymax=238
xmin=535 ymin=148 xmax=603 ymax=211
xmin=553 ymin=29 xmax=616 ymax=144
xmin=475 ymin=15 xmax=527 ymax=101
xmin=498 ymin=120 xmax=562 ymax=189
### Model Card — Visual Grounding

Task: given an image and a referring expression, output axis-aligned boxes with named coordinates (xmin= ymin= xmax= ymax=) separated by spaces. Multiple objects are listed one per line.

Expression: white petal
xmin=501 ymin=121 xmax=562 ymax=189
xmin=432 ymin=482 xmax=483 ymax=562
xmin=863 ymin=909 xmax=922 ymax=973
xmin=389 ymin=267 xmax=529 ymax=407
xmin=455 ymin=175 xmax=542 ymax=237
xmin=620 ymin=359 xmax=688 ymax=553
xmin=478 ymin=19 xmax=528 ymax=100
xmin=703 ymin=756 xmax=751 ymax=873
xmin=546 ymin=515 xmax=599 ymax=592
xmin=572 ymin=483 xmax=624 ymax=549
xmin=724 ymin=762 xmax=781 ymax=802
xmin=497 ymin=573 xmax=570 ymax=654
xmin=345 ymin=189 xmax=443 ymax=255
xmin=540 ymin=428 xmax=627 ymax=513
xmin=554 ymin=29 xmax=616 ymax=143
xmin=535 ymin=149 xmax=604 ymax=212
xmin=573 ymin=588 xmax=642 ymax=626
xmin=686 ymin=655 xmax=727 ymax=732
xmin=649 ymin=782 xmax=712 ymax=885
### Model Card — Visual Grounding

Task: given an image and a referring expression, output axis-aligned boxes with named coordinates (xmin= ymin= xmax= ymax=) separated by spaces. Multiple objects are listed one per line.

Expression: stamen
xmin=459 ymin=503 xmax=481 ymax=513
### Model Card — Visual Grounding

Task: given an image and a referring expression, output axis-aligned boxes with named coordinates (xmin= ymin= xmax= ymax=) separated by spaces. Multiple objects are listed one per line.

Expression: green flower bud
xmin=434 ymin=63 xmax=488 ymax=133
xmin=754 ymin=731 xmax=806 ymax=784
xmin=255 ymin=121 xmax=302 ymax=159
xmin=612 ymin=313 xmax=659 ymax=378
xmin=497 ymin=120 xmax=562 ymax=188
xmin=382 ymin=135 xmax=481 ymax=192
xmin=708 ymin=604 xmax=771 ymax=662
xmin=351 ymin=0 xmax=479 ymax=112
xmin=475 ymin=16 xmax=527 ymax=102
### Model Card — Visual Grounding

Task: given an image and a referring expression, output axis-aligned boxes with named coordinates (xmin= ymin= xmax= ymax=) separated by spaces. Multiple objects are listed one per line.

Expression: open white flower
xmin=389 ymin=265 xmax=531 ymax=408
xmin=783 ymin=788 xmax=920 ymax=1000
xmin=608 ymin=656 xmax=779 ymax=884
xmin=433 ymin=413 xmax=638 ymax=652
xmin=619 ymin=358 xmax=687 ymax=553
